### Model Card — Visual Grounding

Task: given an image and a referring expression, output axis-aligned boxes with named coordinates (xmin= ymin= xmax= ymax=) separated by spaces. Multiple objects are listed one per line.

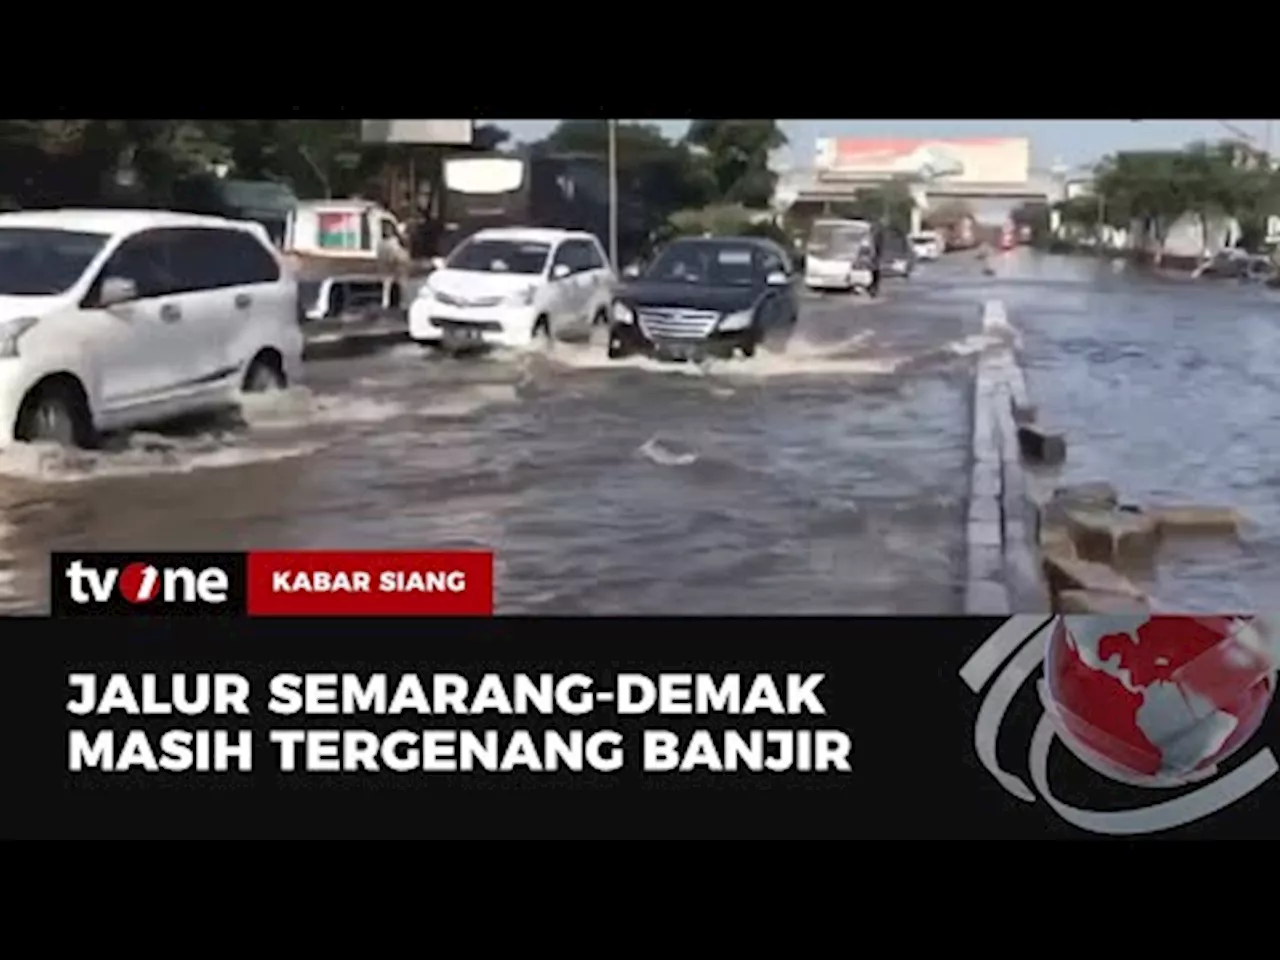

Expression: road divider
xmin=966 ymin=303 xmax=1248 ymax=614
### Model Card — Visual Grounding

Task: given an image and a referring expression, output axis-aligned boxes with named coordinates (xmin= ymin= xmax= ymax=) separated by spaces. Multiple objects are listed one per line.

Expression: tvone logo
xmin=64 ymin=559 xmax=229 ymax=605
xmin=960 ymin=615 xmax=1278 ymax=835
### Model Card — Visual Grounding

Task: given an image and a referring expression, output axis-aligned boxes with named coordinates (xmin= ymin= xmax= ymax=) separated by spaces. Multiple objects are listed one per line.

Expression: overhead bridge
xmin=781 ymin=169 xmax=1066 ymax=227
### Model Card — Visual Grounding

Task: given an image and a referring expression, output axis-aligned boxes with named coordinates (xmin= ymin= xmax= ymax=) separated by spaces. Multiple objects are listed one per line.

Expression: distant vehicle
xmin=608 ymin=236 xmax=798 ymax=362
xmin=803 ymin=219 xmax=875 ymax=292
xmin=1243 ymin=255 xmax=1276 ymax=283
xmin=879 ymin=228 xmax=914 ymax=278
xmin=1199 ymin=248 xmax=1251 ymax=279
xmin=438 ymin=152 xmax=646 ymax=265
xmin=408 ymin=227 xmax=614 ymax=353
xmin=0 ymin=208 xmax=302 ymax=448
xmin=910 ymin=231 xmax=943 ymax=260
xmin=281 ymin=199 xmax=412 ymax=324
xmin=944 ymin=216 xmax=977 ymax=251
xmin=999 ymin=222 xmax=1016 ymax=250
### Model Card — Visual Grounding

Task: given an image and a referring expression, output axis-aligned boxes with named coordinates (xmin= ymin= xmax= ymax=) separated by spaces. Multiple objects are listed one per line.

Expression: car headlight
xmin=505 ymin=286 xmax=537 ymax=307
xmin=611 ymin=301 xmax=634 ymax=324
xmin=718 ymin=309 xmax=753 ymax=332
xmin=0 ymin=317 xmax=38 ymax=358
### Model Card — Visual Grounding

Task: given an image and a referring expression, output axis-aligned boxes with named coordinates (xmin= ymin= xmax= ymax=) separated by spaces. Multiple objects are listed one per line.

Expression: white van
xmin=803 ymin=219 xmax=875 ymax=292
xmin=0 ymin=208 xmax=302 ymax=448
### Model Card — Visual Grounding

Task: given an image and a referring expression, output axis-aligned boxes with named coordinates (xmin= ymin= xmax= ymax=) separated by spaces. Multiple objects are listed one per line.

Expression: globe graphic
xmin=1042 ymin=616 xmax=1276 ymax=787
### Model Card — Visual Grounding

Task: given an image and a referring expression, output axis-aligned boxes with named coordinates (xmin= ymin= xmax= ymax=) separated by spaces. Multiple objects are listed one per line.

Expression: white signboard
xmin=361 ymin=120 xmax=474 ymax=145
xmin=1267 ymin=214 xmax=1280 ymax=243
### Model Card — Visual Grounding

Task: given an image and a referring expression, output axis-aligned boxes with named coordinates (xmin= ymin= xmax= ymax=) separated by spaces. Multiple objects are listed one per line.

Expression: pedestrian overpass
xmin=777 ymin=168 xmax=1065 ymax=229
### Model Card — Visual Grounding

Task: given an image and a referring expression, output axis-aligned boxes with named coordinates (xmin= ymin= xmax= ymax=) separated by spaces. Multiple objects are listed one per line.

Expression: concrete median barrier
xmin=1150 ymin=505 xmax=1242 ymax=537
xmin=1016 ymin=423 xmax=1066 ymax=464
xmin=963 ymin=299 xmax=1051 ymax=613
xmin=1061 ymin=507 xmax=1161 ymax=566
xmin=1042 ymin=553 xmax=1146 ymax=602
xmin=1056 ymin=589 xmax=1150 ymax=613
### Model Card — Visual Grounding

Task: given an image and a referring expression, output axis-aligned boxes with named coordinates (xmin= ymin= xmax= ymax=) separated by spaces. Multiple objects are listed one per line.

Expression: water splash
xmin=238 ymin=387 xmax=408 ymax=429
xmin=638 ymin=436 xmax=699 ymax=466
xmin=0 ymin=435 xmax=321 ymax=483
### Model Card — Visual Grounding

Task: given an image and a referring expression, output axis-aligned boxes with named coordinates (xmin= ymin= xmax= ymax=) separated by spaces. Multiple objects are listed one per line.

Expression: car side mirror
xmin=622 ymin=264 xmax=641 ymax=278
xmin=551 ymin=263 xmax=571 ymax=279
xmin=765 ymin=270 xmax=789 ymax=286
xmin=99 ymin=276 xmax=137 ymax=306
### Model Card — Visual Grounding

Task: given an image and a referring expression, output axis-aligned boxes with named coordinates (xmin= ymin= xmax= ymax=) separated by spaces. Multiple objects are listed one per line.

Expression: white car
xmin=0 ymin=208 xmax=303 ymax=448
xmin=910 ymin=231 xmax=943 ymax=261
xmin=803 ymin=253 xmax=874 ymax=292
xmin=409 ymin=227 xmax=615 ymax=350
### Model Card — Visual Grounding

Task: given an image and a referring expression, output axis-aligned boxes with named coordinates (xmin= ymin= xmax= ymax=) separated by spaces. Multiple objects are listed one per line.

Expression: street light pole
xmin=608 ymin=119 xmax=619 ymax=269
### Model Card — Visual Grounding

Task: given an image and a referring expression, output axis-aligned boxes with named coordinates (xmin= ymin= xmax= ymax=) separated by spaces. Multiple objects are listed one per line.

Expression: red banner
xmin=246 ymin=551 xmax=493 ymax=616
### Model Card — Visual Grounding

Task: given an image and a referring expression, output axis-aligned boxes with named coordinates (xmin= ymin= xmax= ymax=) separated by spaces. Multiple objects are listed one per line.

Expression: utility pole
xmin=608 ymin=119 xmax=619 ymax=269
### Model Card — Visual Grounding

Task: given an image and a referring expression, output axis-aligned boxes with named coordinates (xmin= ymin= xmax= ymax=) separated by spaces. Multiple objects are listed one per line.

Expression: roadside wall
xmin=964 ymin=300 xmax=1049 ymax=613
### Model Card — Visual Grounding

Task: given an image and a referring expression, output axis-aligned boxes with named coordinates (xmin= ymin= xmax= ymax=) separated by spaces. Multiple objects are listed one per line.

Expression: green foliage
xmin=923 ymin=199 xmax=974 ymax=229
xmin=0 ymin=118 xmax=801 ymax=241
xmin=685 ymin=120 xmax=787 ymax=208
xmin=1090 ymin=139 xmax=1280 ymax=247
xmin=825 ymin=181 xmax=914 ymax=232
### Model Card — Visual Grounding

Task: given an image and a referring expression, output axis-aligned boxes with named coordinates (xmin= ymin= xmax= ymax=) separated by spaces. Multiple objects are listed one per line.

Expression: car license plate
xmin=445 ymin=326 xmax=481 ymax=343
xmin=658 ymin=342 xmax=698 ymax=361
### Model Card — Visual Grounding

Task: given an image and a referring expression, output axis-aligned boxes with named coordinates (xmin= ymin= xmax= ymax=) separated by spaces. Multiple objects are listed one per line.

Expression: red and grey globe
xmin=1042 ymin=616 xmax=1275 ymax=786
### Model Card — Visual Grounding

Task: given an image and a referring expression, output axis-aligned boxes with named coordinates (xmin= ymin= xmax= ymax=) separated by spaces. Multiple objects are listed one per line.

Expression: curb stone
xmin=963 ymin=299 xmax=1051 ymax=613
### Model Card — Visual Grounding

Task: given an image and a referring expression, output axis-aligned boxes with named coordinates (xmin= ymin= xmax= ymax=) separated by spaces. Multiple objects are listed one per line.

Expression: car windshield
xmin=645 ymin=242 xmax=760 ymax=286
xmin=809 ymin=223 xmax=870 ymax=256
xmin=0 ymin=227 xmax=109 ymax=295
xmin=448 ymin=239 xmax=549 ymax=274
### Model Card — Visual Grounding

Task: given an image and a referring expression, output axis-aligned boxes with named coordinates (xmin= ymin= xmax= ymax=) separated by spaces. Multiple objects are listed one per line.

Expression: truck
xmin=168 ymin=174 xmax=299 ymax=246
xmin=437 ymin=151 xmax=646 ymax=266
xmin=280 ymin=199 xmax=415 ymax=327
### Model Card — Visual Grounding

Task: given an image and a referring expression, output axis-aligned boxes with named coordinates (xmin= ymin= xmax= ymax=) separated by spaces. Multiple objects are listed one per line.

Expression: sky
xmin=489 ymin=119 xmax=1277 ymax=169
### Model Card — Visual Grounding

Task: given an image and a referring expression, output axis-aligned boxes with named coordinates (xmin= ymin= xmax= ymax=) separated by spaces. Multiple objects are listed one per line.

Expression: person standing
xmin=867 ymin=221 xmax=884 ymax=297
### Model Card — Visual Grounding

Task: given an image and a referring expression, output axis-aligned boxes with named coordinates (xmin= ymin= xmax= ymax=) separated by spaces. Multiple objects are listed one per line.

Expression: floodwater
xmin=1 ymin=251 xmax=1275 ymax=614
xmin=0 ymin=278 xmax=981 ymax=614
xmin=943 ymin=249 xmax=1280 ymax=611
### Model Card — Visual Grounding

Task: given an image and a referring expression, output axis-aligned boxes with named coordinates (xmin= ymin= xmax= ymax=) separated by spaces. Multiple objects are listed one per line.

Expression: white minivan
xmin=0 ymin=209 xmax=303 ymax=448
xmin=803 ymin=218 xmax=875 ymax=292
xmin=409 ymin=227 xmax=615 ymax=351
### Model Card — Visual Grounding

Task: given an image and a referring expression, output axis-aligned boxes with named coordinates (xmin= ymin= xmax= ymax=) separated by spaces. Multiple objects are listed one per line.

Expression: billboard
xmin=361 ymin=120 xmax=474 ymax=145
xmin=815 ymin=137 xmax=1030 ymax=184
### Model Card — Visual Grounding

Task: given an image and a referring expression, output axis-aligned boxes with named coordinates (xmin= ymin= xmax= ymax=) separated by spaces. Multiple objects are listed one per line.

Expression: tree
xmin=832 ymin=180 xmax=915 ymax=232
xmin=684 ymin=120 xmax=787 ymax=208
xmin=923 ymin=199 xmax=974 ymax=230
xmin=534 ymin=120 xmax=714 ymax=230
xmin=1094 ymin=150 xmax=1185 ymax=258
xmin=1054 ymin=196 xmax=1101 ymax=231
xmin=472 ymin=123 xmax=511 ymax=151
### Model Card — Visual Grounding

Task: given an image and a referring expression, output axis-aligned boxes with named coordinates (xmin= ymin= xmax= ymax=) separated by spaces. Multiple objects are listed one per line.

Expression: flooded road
xmin=940 ymin=250 xmax=1280 ymax=611
xmin=0 ymin=278 xmax=981 ymax=614
xmin=2 ymin=251 xmax=1275 ymax=614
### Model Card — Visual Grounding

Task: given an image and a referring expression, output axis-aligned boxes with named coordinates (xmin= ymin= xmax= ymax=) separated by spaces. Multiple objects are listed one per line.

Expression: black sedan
xmin=607 ymin=236 xmax=799 ymax=361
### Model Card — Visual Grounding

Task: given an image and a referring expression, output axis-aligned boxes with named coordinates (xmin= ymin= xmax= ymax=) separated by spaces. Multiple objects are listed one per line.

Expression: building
xmin=778 ymin=136 xmax=1052 ymax=230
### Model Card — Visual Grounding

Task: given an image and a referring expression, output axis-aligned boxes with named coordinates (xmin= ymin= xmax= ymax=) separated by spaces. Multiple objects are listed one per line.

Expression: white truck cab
xmin=282 ymin=199 xmax=411 ymax=322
